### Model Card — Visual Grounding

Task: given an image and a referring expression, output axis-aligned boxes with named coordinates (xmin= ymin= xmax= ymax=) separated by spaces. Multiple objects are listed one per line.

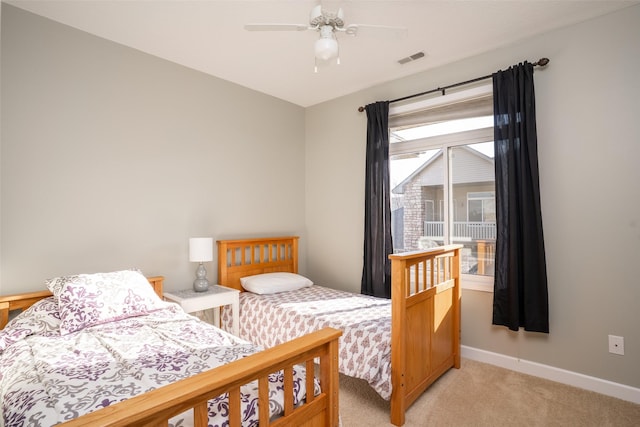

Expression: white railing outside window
xmin=424 ymin=221 xmax=496 ymax=241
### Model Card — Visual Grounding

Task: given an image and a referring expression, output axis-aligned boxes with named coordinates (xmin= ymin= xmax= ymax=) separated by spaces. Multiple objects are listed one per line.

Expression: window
xmin=425 ymin=200 xmax=435 ymax=221
xmin=467 ymin=192 xmax=495 ymax=223
xmin=389 ymin=85 xmax=495 ymax=291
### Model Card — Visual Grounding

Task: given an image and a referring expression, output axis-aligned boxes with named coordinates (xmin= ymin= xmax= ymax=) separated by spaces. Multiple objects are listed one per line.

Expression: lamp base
xmin=193 ymin=262 xmax=210 ymax=292
xmin=193 ymin=278 xmax=210 ymax=292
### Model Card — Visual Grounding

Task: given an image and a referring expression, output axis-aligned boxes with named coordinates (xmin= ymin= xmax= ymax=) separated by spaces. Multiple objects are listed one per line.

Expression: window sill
xmin=461 ymin=274 xmax=493 ymax=292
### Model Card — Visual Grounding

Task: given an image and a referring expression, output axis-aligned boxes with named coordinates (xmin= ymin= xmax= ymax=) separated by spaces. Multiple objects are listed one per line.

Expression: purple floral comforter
xmin=221 ymin=285 xmax=393 ymax=400
xmin=0 ymin=298 xmax=316 ymax=426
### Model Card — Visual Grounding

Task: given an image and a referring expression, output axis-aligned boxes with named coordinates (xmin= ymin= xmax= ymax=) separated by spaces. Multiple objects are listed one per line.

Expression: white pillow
xmin=240 ymin=272 xmax=313 ymax=295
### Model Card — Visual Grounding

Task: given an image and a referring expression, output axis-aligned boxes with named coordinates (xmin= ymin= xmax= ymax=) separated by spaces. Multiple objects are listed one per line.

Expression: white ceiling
xmin=5 ymin=0 xmax=638 ymax=107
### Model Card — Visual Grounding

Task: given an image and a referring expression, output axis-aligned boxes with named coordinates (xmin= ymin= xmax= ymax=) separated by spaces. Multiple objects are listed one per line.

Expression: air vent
xmin=398 ymin=51 xmax=426 ymax=65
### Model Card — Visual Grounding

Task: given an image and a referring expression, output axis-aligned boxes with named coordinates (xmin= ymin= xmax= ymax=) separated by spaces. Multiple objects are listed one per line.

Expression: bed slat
xmin=193 ymin=402 xmax=208 ymax=427
xmin=259 ymin=376 xmax=270 ymax=424
xmin=284 ymin=366 xmax=295 ymax=415
xmin=306 ymin=360 xmax=316 ymax=404
xmin=229 ymin=386 xmax=241 ymax=427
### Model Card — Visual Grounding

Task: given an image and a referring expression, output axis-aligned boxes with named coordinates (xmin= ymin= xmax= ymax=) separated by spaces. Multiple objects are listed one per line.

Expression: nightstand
xmin=164 ymin=285 xmax=239 ymax=336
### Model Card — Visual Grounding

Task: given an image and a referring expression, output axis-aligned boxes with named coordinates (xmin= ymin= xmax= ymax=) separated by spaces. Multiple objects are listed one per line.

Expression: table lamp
xmin=189 ymin=237 xmax=213 ymax=292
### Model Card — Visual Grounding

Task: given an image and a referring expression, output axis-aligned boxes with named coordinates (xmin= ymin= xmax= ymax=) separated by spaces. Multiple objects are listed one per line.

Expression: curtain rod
xmin=357 ymin=57 xmax=549 ymax=112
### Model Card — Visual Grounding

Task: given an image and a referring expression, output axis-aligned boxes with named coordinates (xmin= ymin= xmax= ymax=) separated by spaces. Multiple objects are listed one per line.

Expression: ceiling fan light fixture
xmin=314 ymin=37 xmax=338 ymax=61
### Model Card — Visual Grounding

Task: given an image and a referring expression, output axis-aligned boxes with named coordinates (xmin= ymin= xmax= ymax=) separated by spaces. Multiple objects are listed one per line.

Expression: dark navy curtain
xmin=361 ymin=101 xmax=393 ymax=298
xmin=492 ymin=62 xmax=549 ymax=332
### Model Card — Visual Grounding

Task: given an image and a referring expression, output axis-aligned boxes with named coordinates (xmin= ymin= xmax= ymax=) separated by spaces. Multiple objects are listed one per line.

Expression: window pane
xmin=451 ymin=145 xmax=495 ymax=277
xmin=390 ymin=150 xmax=443 ymax=252
xmin=391 ymin=116 xmax=493 ymax=142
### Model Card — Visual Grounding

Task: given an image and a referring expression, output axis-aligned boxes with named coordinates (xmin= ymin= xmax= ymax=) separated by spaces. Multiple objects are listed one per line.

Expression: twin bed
xmin=217 ymin=236 xmax=462 ymax=426
xmin=0 ymin=270 xmax=340 ymax=426
xmin=0 ymin=235 xmax=461 ymax=426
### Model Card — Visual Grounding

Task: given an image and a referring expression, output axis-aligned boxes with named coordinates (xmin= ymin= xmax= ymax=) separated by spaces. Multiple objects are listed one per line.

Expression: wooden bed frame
xmin=0 ymin=276 xmax=341 ymax=427
xmin=217 ymin=236 xmax=462 ymax=427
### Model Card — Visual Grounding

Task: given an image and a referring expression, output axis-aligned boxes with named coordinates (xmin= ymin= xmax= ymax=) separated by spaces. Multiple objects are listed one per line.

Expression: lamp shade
xmin=189 ymin=237 xmax=213 ymax=262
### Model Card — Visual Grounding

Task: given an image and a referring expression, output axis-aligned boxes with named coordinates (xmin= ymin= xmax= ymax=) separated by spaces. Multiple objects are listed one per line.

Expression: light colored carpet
xmin=339 ymin=359 xmax=640 ymax=426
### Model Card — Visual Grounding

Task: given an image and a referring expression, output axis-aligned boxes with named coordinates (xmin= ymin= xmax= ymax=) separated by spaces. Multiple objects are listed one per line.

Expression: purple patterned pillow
xmin=44 ymin=274 xmax=80 ymax=298
xmin=0 ymin=297 xmax=60 ymax=352
xmin=44 ymin=268 xmax=142 ymax=298
xmin=50 ymin=270 xmax=167 ymax=335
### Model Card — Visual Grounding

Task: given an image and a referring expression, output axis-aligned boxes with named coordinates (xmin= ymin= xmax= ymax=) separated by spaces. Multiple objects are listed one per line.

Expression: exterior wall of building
xmin=402 ymin=176 xmax=425 ymax=251
xmin=400 ymin=179 xmax=494 ymax=251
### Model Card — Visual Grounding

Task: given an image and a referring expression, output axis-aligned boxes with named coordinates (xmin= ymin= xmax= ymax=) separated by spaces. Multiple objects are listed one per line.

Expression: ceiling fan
xmin=244 ymin=4 xmax=408 ymax=72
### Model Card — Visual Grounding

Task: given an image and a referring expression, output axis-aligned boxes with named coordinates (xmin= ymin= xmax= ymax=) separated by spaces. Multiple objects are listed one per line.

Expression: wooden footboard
xmin=389 ymin=245 xmax=462 ymax=426
xmin=61 ymin=327 xmax=341 ymax=427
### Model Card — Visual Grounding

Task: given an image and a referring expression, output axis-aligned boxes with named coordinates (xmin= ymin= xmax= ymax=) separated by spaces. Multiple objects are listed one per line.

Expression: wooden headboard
xmin=217 ymin=236 xmax=299 ymax=291
xmin=0 ymin=276 xmax=164 ymax=329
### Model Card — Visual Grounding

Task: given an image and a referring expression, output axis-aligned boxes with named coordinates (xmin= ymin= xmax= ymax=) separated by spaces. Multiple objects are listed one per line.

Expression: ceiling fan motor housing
xmin=310 ymin=5 xmax=344 ymax=29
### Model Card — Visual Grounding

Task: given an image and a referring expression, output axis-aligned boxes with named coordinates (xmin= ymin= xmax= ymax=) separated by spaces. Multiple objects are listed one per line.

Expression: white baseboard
xmin=461 ymin=345 xmax=640 ymax=404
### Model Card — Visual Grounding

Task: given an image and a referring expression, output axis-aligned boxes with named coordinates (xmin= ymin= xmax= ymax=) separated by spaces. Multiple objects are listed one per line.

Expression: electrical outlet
xmin=608 ymin=335 xmax=624 ymax=355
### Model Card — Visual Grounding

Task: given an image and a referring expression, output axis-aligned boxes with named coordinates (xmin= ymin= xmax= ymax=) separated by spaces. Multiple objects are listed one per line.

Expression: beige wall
xmin=1 ymin=4 xmax=306 ymax=293
xmin=305 ymin=5 xmax=640 ymax=389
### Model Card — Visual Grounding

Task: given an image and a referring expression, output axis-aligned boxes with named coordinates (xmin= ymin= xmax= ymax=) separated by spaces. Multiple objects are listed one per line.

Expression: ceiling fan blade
xmin=344 ymin=24 xmax=408 ymax=37
xmin=310 ymin=4 xmax=322 ymax=22
xmin=244 ymin=23 xmax=310 ymax=32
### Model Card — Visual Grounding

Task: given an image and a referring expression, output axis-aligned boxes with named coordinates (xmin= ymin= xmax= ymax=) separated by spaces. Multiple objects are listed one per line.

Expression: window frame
xmin=389 ymin=85 xmax=495 ymax=292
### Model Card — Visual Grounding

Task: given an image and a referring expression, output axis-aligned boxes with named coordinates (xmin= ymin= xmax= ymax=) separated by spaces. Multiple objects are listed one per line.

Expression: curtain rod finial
xmin=536 ymin=57 xmax=550 ymax=67
xmin=358 ymin=106 xmax=365 ymax=112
